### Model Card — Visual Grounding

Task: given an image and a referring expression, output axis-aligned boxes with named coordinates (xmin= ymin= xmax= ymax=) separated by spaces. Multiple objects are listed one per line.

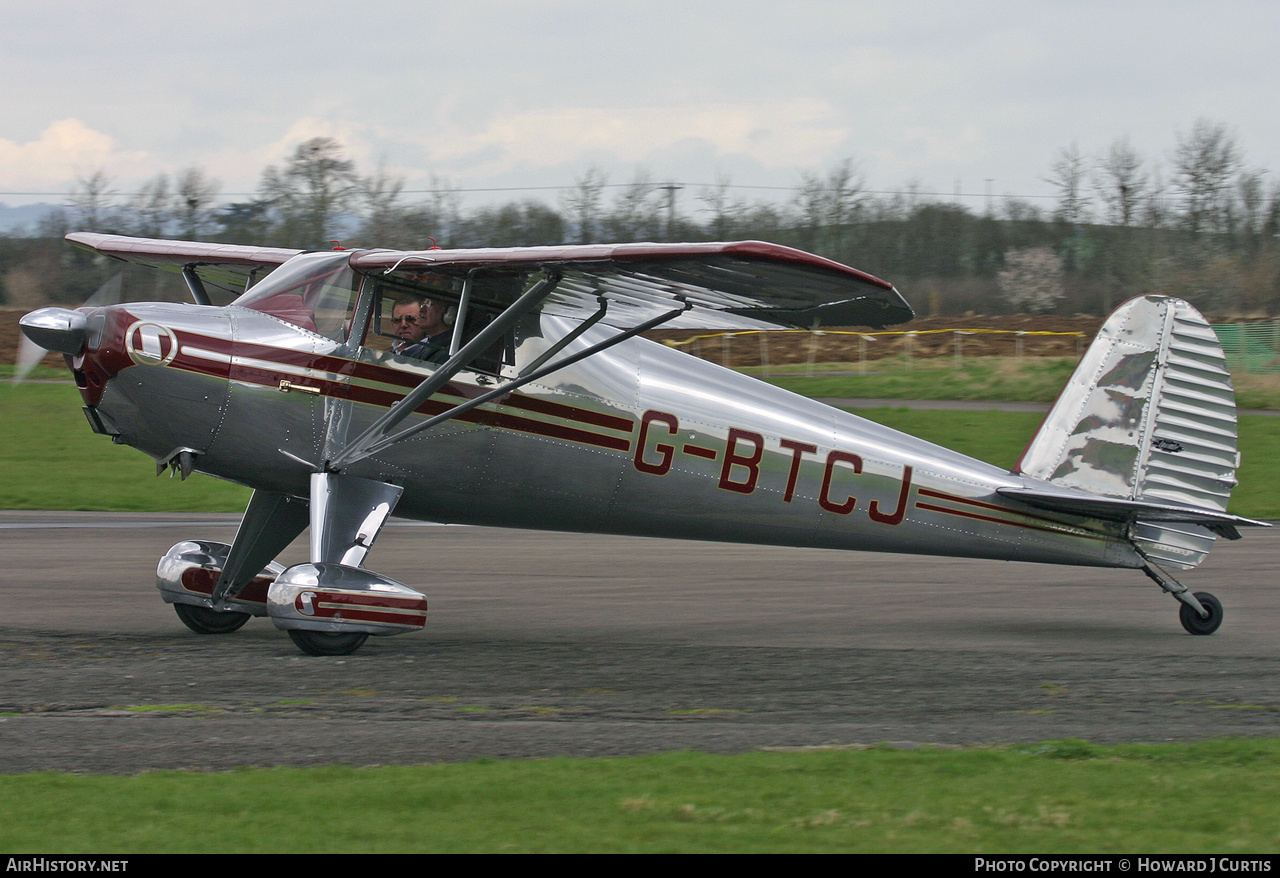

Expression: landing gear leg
xmin=269 ymin=473 xmax=411 ymax=657
xmin=1141 ymin=562 xmax=1224 ymax=635
xmin=211 ymin=490 xmax=309 ymax=605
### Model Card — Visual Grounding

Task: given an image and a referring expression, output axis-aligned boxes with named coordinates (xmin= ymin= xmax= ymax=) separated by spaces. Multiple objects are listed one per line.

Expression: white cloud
xmin=0 ymin=120 xmax=151 ymax=191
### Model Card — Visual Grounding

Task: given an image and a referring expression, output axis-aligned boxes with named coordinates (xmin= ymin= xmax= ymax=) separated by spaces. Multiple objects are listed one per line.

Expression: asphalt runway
xmin=1 ymin=511 xmax=1277 ymax=774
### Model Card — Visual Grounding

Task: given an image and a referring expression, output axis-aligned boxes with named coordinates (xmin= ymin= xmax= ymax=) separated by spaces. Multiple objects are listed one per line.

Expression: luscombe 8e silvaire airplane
xmin=18 ymin=232 xmax=1267 ymax=655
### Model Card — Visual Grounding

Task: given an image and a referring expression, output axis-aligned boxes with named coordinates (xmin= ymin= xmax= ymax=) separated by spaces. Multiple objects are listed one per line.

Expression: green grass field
xmin=2 ymin=742 xmax=1279 ymax=853
xmin=0 ymin=382 xmax=251 ymax=511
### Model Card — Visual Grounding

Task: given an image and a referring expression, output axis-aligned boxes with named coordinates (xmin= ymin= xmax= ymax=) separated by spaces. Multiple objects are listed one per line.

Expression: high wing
xmin=67 ymin=234 xmax=913 ymax=330
xmin=350 ymin=240 xmax=914 ymax=330
xmin=66 ymin=232 xmax=301 ymax=302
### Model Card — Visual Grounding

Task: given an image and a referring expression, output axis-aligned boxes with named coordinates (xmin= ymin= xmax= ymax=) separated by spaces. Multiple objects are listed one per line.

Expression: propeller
xmin=13 ymin=273 xmax=122 ymax=382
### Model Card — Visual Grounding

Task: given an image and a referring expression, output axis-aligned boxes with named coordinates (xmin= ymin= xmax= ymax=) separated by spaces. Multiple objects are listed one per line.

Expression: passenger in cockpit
xmin=400 ymin=297 xmax=453 ymax=363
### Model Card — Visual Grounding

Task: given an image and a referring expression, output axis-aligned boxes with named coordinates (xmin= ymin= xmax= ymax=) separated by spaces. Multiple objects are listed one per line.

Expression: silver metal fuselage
xmin=83 ymin=301 xmax=1143 ymax=571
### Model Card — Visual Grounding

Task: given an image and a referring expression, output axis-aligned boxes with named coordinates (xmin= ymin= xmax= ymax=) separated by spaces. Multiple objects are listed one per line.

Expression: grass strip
xmin=0 ymin=383 xmax=251 ymax=512
xmin=1 ymin=741 xmax=1278 ymax=853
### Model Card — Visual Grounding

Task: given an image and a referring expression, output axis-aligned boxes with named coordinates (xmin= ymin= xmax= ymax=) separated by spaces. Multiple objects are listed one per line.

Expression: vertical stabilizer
xmin=1015 ymin=295 xmax=1240 ymax=568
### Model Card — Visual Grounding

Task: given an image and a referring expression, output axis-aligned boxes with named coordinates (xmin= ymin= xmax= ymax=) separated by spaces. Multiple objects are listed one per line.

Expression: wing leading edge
xmin=350 ymin=240 xmax=914 ymax=330
xmin=66 ymin=232 xmax=302 ymax=299
xmin=66 ymin=234 xmax=913 ymax=330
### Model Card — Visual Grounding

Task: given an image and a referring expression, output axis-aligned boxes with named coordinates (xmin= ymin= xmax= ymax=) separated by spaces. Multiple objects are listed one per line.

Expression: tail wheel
xmin=287 ymin=629 xmax=369 ymax=656
xmin=1179 ymin=591 xmax=1224 ymax=635
xmin=174 ymin=603 xmax=251 ymax=635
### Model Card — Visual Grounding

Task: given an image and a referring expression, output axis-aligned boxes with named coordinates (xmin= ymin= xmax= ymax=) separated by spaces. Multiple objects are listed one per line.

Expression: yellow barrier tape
xmin=660 ymin=328 xmax=1086 ymax=347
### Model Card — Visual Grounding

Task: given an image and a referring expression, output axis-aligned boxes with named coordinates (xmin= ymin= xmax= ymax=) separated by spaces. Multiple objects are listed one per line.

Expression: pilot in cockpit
xmin=391 ymin=296 xmax=427 ymax=353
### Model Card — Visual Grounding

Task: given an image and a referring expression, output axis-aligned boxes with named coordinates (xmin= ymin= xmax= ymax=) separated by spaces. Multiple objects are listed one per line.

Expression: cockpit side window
xmin=232 ymin=251 xmax=360 ymax=342
xmin=361 ymin=273 xmax=517 ymax=375
xmin=362 ymin=287 xmax=423 ymax=354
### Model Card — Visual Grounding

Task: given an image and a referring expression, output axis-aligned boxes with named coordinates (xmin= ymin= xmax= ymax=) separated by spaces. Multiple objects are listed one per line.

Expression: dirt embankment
xmin=1 ymin=307 xmax=1104 ymax=372
xmin=647 ymin=314 xmax=1104 ymax=368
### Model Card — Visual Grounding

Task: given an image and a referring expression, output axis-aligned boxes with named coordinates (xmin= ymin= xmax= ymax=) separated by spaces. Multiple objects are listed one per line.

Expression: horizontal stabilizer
xmin=996 ymin=485 xmax=1268 ymax=540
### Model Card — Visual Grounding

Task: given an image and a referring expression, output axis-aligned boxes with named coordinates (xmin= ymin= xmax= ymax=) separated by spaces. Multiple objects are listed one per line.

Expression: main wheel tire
xmin=1179 ymin=591 xmax=1224 ymax=635
xmin=173 ymin=602 xmax=251 ymax=635
xmin=287 ymin=629 xmax=369 ymax=656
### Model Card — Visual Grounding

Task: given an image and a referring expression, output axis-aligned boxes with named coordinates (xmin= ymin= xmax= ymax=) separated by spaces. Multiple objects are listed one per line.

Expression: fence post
xmin=859 ymin=334 xmax=877 ymax=374
xmin=807 ymin=330 xmax=825 ymax=377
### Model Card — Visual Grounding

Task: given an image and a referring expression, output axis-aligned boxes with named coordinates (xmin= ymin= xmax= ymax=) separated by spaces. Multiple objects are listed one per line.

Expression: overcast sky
xmin=2 ymin=0 xmax=1277 ymax=218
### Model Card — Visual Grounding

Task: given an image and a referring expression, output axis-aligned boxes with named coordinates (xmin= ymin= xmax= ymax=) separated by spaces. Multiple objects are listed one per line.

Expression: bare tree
xmin=1046 ymin=144 xmax=1091 ymax=225
xmin=174 ymin=167 xmax=220 ymax=241
xmin=603 ymin=168 xmax=662 ymax=242
xmin=455 ymin=200 xmax=565 ymax=248
xmin=1089 ymin=138 xmax=1153 ymax=312
xmin=67 ymin=169 xmax=117 ymax=232
xmin=366 ymin=175 xmax=462 ymax=250
xmin=697 ymin=173 xmax=744 ymax=239
xmin=1140 ymin=165 xmax=1171 ymax=229
xmin=126 ymin=173 xmax=172 ymax=238
xmin=791 ymin=158 xmax=866 ymax=256
xmin=1093 ymin=137 xmax=1148 ymax=227
xmin=559 ymin=166 xmax=607 ymax=243
xmin=1172 ymin=118 xmax=1242 ymax=235
xmin=358 ymin=160 xmax=406 ymax=246
xmin=822 ymin=159 xmax=866 ymax=229
xmin=259 ymin=137 xmax=360 ymax=248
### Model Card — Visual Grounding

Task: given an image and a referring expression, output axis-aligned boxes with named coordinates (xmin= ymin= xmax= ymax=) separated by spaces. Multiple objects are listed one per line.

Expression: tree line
xmin=5 ymin=118 xmax=1279 ymax=318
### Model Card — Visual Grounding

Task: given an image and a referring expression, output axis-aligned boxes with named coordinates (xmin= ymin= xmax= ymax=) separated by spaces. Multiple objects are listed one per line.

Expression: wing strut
xmin=181 ymin=265 xmax=213 ymax=306
xmin=329 ymin=295 xmax=691 ymax=471
xmin=519 ymin=295 xmax=609 ymax=377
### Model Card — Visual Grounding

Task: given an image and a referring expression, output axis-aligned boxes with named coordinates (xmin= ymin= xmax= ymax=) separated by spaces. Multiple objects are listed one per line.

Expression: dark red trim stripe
xmin=202 ymin=334 xmax=634 ymax=432
xmin=914 ymin=501 xmax=1065 ymax=534
xmin=308 ymin=591 xmax=428 ymax=628
xmin=167 ymin=330 xmax=636 ymax=452
xmin=917 ymin=487 xmax=1021 ymax=515
xmin=914 ymin=488 xmax=1101 ymax=538
xmin=505 ymin=394 xmax=634 ymax=433
xmin=179 ymin=568 xmax=271 ymax=604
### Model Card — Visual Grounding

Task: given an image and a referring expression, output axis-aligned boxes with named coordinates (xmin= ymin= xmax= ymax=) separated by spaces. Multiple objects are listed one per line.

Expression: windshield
xmin=232 ymin=251 xmax=360 ymax=341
